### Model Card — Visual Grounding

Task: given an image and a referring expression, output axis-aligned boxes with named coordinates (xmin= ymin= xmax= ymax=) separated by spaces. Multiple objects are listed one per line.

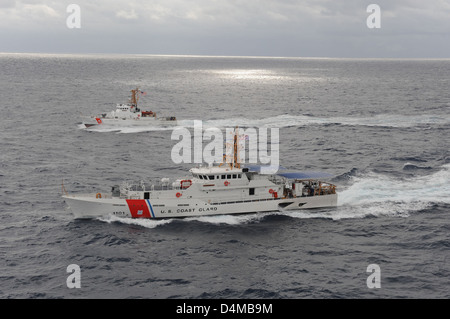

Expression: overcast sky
xmin=1 ymin=0 xmax=449 ymax=58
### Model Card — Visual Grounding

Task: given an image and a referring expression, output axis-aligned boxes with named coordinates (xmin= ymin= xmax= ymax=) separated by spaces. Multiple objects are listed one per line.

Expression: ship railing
xmin=119 ymin=177 xmax=194 ymax=194
xmin=150 ymin=184 xmax=174 ymax=191
xmin=209 ymin=197 xmax=282 ymax=206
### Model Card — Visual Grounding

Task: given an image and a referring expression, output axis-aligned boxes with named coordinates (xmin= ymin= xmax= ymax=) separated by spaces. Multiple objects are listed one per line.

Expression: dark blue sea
xmin=0 ymin=53 xmax=449 ymax=299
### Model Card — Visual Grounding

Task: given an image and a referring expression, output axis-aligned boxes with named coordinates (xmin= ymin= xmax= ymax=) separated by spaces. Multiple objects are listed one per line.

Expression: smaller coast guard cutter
xmin=63 ymin=128 xmax=337 ymax=219
xmin=81 ymin=88 xmax=177 ymax=128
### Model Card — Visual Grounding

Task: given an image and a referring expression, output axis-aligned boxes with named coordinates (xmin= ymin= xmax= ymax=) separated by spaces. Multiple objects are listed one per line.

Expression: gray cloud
xmin=1 ymin=0 xmax=449 ymax=57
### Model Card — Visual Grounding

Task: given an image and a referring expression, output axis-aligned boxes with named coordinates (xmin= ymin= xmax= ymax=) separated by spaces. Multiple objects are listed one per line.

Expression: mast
xmin=129 ymin=88 xmax=140 ymax=107
xmin=233 ymin=126 xmax=240 ymax=169
xmin=220 ymin=126 xmax=241 ymax=169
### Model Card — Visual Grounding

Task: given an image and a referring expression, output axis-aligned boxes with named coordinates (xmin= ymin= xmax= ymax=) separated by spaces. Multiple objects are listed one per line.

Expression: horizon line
xmin=1 ymin=51 xmax=450 ymax=60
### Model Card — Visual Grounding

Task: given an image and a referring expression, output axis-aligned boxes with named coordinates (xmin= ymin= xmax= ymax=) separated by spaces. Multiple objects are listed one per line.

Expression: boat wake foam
xmin=200 ymin=114 xmax=449 ymax=129
xmin=339 ymin=164 xmax=450 ymax=205
xmin=80 ymin=113 xmax=449 ymax=133
xmin=98 ymin=211 xmax=272 ymax=228
xmin=98 ymin=215 xmax=174 ymax=228
xmin=265 ymin=164 xmax=449 ymax=221
xmin=330 ymin=163 xmax=450 ymax=219
xmin=184 ymin=213 xmax=270 ymax=225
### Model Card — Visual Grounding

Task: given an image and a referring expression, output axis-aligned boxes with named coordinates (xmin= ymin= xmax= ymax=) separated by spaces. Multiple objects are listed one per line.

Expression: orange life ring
xmin=224 ymin=181 xmax=229 ymax=186
xmin=96 ymin=193 xmax=102 ymax=199
xmin=180 ymin=179 xmax=192 ymax=189
xmin=176 ymin=192 xmax=182 ymax=198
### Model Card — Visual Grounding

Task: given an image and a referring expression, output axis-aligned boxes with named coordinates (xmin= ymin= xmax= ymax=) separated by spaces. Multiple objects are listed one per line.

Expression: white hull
xmin=82 ymin=116 xmax=177 ymax=128
xmin=63 ymin=193 xmax=337 ymax=219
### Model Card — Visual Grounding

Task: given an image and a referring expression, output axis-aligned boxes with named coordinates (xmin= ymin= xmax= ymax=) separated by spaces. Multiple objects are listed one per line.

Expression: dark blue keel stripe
xmin=146 ymin=199 xmax=156 ymax=218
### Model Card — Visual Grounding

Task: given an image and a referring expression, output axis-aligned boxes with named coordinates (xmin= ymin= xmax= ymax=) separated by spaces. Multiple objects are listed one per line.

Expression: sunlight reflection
xmin=212 ymin=69 xmax=286 ymax=80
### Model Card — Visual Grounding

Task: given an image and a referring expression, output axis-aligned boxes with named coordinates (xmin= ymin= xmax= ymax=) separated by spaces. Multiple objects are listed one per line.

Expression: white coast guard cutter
xmin=63 ymin=129 xmax=337 ymax=219
xmin=81 ymin=88 xmax=177 ymax=128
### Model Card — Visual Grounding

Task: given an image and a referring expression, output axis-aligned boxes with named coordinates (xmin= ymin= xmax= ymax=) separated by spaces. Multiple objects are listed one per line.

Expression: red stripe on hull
xmin=126 ymin=199 xmax=151 ymax=218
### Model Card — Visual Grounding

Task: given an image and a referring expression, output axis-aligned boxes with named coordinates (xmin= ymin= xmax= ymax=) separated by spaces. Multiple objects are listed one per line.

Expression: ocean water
xmin=0 ymin=53 xmax=449 ymax=299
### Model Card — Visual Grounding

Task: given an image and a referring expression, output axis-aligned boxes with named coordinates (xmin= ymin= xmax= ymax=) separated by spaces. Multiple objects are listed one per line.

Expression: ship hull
xmin=81 ymin=117 xmax=177 ymax=128
xmin=63 ymin=194 xmax=338 ymax=220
